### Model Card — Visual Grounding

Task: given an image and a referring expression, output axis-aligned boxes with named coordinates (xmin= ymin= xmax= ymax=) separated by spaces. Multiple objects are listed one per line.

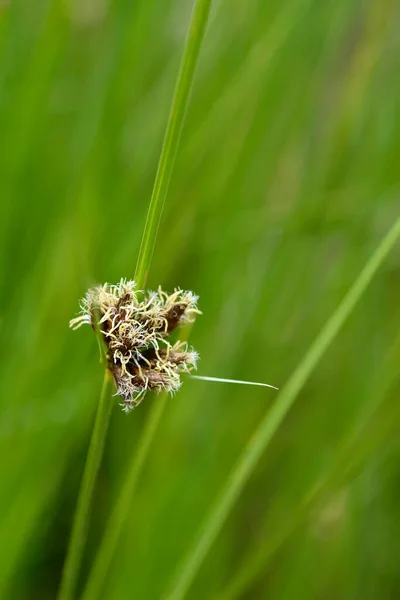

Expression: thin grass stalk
xmin=165 ymin=215 xmax=400 ymax=600
xmin=219 ymin=330 xmax=400 ymax=600
xmin=58 ymin=307 xmax=111 ymax=600
xmin=81 ymin=393 xmax=167 ymax=600
xmin=220 ymin=427 xmax=390 ymax=600
xmin=134 ymin=0 xmax=212 ymax=288
xmin=58 ymin=369 xmax=113 ymax=600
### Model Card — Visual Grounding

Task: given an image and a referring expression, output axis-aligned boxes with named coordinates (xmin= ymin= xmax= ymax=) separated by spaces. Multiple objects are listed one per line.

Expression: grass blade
xmin=81 ymin=394 xmax=168 ymax=600
xmin=57 ymin=369 xmax=113 ymax=600
xmin=134 ymin=0 xmax=213 ymax=288
xmin=164 ymin=215 xmax=400 ymax=600
xmin=219 ymin=330 xmax=400 ymax=600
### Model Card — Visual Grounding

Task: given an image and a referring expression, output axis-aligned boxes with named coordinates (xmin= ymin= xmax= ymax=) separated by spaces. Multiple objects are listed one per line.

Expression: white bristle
xmin=190 ymin=375 xmax=279 ymax=390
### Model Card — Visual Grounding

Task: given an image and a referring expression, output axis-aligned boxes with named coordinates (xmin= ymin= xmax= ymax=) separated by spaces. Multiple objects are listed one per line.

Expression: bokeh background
xmin=1 ymin=0 xmax=400 ymax=598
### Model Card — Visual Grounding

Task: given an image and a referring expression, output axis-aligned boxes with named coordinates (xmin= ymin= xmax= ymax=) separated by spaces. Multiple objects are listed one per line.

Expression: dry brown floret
xmin=70 ymin=279 xmax=200 ymax=411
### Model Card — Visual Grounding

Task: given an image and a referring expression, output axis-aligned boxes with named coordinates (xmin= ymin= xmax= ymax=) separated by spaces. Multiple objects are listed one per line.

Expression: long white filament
xmin=190 ymin=375 xmax=279 ymax=390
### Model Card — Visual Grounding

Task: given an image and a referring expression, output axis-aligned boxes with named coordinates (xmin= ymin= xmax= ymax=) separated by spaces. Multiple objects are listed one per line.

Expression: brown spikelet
xmin=70 ymin=279 xmax=200 ymax=411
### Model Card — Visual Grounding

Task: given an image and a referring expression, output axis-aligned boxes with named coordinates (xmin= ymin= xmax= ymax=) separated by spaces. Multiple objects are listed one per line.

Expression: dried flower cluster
xmin=70 ymin=280 xmax=200 ymax=411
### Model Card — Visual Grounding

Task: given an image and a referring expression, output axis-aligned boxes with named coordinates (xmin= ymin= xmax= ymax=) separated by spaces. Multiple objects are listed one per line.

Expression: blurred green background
xmin=1 ymin=0 xmax=400 ymax=598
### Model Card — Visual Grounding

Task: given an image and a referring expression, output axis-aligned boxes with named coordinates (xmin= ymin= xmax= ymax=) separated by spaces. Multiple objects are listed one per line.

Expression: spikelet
xmin=70 ymin=279 xmax=200 ymax=411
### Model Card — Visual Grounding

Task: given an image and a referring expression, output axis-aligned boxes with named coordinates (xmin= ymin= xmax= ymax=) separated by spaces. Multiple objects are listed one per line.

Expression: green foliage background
xmin=0 ymin=0 xmax=399 ymax=598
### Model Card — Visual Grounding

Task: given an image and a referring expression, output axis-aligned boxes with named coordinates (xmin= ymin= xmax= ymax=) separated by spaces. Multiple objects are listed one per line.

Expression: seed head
xmin=70 ymin=279 xmax=200 ymax=411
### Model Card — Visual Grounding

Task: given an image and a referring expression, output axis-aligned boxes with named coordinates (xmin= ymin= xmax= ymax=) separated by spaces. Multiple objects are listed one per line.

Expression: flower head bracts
xmin=70 ymin=279 xmax=200 ymax=411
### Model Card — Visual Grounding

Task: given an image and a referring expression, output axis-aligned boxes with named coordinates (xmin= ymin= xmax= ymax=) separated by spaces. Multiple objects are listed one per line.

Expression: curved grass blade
xmin=164 ymin=215 xmax=400 ymax=600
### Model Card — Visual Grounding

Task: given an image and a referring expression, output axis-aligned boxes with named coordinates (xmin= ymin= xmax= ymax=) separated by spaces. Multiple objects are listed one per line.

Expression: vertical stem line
xmin=58 ymin=369 xmax=114 ymax=600
xmin=81 ymin=394 xmax=168 ymax=600
xmin=134 ymin=0 xmax=212 ymax=288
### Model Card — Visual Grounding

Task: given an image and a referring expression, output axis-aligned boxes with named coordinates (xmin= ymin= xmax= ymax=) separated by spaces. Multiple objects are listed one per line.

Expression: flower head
xmin=70 ymin=279 xmax=200 ymax=411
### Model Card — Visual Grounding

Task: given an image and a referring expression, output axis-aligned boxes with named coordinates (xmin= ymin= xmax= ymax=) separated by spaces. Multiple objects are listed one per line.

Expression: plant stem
xmin=81 ymin=394 xmax=168 ymax=600
xmin=165 ymin=215 xmax=400 ymax=600
xmin=220 ymin=331 xmax=400 ymax=600
xmin=134 ymin=0 xmax=212 ymax=289
xmin=58 ymin=369 xmax=114 ymax=600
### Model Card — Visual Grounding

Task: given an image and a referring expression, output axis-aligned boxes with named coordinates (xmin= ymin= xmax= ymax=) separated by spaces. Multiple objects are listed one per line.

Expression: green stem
xmin=220 ymin=331 xmax=400 ymax=600
xmin=81 ymin=394 xmax=168 ymax=600
xmin=134 ymin=0 xmax=212 ymax=289
xmin=165 ymin=215 xmax=400 ymax=600
xmin=57 ymin=369 xmax=114 ymax=600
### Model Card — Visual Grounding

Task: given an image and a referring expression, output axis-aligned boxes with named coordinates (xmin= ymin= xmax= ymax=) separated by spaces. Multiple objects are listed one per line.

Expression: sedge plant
xmin=1 ymin=0 xmax=398 ymax=598
xmin=57 ymin=0 xmax=213 ymax=598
